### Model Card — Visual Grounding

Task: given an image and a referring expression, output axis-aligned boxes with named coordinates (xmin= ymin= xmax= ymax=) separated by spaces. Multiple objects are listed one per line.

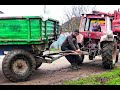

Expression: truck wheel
xmin=2 ymin=49 xmax=36 ymax=82
xmin=77 ymin=55 xmax=84 ymax=65
xmin=35 ymin=59 xmax=42 ymax=70
xmin=102 ymin=41 xmax=118 ymax=69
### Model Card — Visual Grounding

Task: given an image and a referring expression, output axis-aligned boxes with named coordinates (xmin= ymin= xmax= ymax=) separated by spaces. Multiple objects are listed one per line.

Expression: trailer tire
xmin=2 ymin=49 xmax=36 ymax=82
xmin=102 ymin=41 xmax=118 ymax=69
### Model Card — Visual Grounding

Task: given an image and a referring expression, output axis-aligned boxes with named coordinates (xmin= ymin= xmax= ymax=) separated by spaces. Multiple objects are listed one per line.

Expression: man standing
xmin=61 ymin=29 xmax=81 ymax=70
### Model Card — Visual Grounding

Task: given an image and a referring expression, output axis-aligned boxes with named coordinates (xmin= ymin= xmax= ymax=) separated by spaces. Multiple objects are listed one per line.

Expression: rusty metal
xmin=59 ymin=50 xmax=89 ymax=56
xmin=38 ymin=50 xmax=89 ymax=63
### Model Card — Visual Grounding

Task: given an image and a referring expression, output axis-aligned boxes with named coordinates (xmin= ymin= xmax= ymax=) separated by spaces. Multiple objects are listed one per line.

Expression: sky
xmin=0 ymin=5 xmax=120 ymax=25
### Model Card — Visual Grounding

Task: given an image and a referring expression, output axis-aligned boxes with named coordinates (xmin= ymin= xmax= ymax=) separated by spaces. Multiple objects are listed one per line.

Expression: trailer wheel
xmin=2 ymin=49 xmax=36 ymax=82
xmin=102 ymin=41 xmax=118 ymax=69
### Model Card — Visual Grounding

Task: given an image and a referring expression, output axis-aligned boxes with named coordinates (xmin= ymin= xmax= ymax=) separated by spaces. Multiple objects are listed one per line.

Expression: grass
xmin=64 ymin=68 xmax=120 ymax=85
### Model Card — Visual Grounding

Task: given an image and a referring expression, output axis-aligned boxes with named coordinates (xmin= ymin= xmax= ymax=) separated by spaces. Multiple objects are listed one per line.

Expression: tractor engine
xmin=83 ymin=38 xmax=100 ymax=60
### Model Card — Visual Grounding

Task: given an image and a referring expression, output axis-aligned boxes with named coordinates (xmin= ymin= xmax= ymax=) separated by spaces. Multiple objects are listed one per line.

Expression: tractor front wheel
xmin=89 ymin=55 xmax=94 ymax=60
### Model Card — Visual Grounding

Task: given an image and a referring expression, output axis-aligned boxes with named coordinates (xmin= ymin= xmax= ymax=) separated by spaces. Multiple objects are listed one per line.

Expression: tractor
xmin=112 ymin=9 xmax=120 ymax=51
xmin=78 ymin=10 xmax=119 ymax=69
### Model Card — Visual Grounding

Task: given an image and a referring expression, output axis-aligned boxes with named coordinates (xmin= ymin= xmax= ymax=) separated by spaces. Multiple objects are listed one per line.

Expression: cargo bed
xmin=0 ymin=16 xmax=59 ymax=45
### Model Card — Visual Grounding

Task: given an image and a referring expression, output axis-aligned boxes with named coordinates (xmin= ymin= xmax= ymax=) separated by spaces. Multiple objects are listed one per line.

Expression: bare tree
xmin=62 ymin=5 xmax=96 ymax=32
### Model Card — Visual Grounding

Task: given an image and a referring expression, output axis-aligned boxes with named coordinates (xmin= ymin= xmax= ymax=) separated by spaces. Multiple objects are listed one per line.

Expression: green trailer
xmin=0 ymin=16 xmax=59 ymax=45
xmin=0 ymin=16 xmax=60 ymax=82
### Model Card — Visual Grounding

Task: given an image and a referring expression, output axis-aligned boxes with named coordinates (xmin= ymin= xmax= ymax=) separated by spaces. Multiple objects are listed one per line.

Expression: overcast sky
xmin=0 ymin=5 xmax=120 ymax=25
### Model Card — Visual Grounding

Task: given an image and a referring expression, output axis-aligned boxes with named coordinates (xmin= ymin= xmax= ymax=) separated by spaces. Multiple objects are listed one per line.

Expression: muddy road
xmin=0 ymin=55 xmax=120 ymax=85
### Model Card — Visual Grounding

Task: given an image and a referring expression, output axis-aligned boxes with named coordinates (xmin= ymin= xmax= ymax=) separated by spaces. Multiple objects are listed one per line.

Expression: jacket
xmin=61 ymin=33 xmax=80 ymax=50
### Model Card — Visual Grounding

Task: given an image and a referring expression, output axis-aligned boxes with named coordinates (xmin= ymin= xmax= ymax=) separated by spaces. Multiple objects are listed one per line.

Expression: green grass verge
xmin=64 ymin=67 xmax=120 ymax=85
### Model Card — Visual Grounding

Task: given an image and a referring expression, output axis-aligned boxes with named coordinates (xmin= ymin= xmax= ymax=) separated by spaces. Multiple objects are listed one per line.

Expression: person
xmin=92 ymin=22 xmax=101 ymax=32
xmin=61 ymin=29 xmax=81 ymax=70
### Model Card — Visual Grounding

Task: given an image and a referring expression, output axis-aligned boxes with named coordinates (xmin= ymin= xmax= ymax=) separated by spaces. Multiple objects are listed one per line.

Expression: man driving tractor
xmin=92 ymin=21 xmax=101 ymax=32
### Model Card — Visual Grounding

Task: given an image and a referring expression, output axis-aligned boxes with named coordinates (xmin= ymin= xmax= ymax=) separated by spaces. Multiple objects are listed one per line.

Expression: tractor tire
xmin=101 ymin=41 xmax=118 ymax=69
xmin=89 ymin=55 xmax=94 ymax=60
xmin=2 ymin=49 xmax=36 ymax=82
xmin=115 ymin=49 xmax=119 ymax=63
xmin=35 ymin=59 xmax=42 ymax=70
xmin=77 ymin=55 xmax=84 ymax=65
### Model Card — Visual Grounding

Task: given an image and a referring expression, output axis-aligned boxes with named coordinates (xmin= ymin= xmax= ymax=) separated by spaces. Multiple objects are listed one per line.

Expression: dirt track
xmin=0 ymin=55 xmax=120 ymax=85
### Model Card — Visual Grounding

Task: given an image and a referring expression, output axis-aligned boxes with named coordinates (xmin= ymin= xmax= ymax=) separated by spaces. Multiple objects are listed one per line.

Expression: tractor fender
xmin=100 ymin=34 xmax=117 ymax=42
xmin=99 ymin=34 xmax=117 ymax=50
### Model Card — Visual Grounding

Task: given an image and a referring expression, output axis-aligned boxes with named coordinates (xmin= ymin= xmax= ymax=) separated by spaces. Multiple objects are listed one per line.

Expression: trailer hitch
xmin=40 ymin=50 xmax=89 ymax=63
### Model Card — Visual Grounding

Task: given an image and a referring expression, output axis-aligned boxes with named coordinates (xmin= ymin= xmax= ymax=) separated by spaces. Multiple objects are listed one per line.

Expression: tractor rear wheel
xmin=115 ymin=49 xmax=119 ymax=63
xmin=101 ymin=41 xmax=118 ymax=69
xmin=2 ymin=49 xmax=36 ymax=82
